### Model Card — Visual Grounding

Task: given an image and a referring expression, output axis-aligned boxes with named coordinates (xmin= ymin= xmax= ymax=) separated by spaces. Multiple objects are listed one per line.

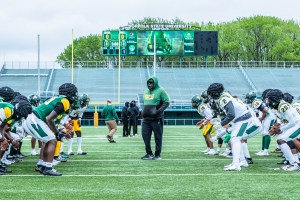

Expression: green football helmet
xmin=79 ymin=94 xmax=90 ymax=107
xmin=191 ymin=95 xmax=203 ymax=108
xmin=28 ymin=95 xmax=41 ymax=107
xmin=245 ymin=91 xmax=257 ymax=104
xmin=201 ymin=90 xmax=210 ymax=103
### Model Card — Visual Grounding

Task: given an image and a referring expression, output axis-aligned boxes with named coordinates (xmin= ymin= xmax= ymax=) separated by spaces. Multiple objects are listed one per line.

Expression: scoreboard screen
xmin=102 ymin=30 xmax=217 ymax=56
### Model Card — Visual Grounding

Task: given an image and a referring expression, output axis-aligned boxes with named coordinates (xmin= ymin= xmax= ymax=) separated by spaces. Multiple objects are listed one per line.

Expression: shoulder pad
xmin=278 ymin=102 xmax=290 ymax=113
xmin=218 ymin=93 xmax=232 ymax=108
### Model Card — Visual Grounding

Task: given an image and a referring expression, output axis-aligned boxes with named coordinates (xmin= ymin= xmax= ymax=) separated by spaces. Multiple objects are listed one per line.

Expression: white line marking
xmin=4 ymin=173 xmax=300 ymax=177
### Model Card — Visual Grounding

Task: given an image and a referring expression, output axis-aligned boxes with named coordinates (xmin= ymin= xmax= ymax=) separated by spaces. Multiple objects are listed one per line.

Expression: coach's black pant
xmin=129 ymin=117 xmax=137 ymax=135
xmin=142 ymin=118 xmax=163 ymax=156
xmin=122 ymin=117 xmax=129 ymax=136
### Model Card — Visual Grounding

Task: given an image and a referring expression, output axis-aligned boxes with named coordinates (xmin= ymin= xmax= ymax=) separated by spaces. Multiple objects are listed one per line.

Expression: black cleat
xmin=246 ymin=158 xmax=253 ymax=164
xmin=43 ymin=168 xmax=62 ymax=176
xmin=0 ymin=167 xmax=12 ymax=173
xmin=77 ymin=151 xmax=87 ymax=155
xmin=152 ymin=155 xmax=162 ymax=160
xmin=109 ymin=140 xmax=116 ymax=143
xmin=141 ymin=154 xmax=154 ymax=160
xmin=35 ymin=165 xmax=45 ymax=173
xmin=277 ymin=159 xmax=289 ymax=165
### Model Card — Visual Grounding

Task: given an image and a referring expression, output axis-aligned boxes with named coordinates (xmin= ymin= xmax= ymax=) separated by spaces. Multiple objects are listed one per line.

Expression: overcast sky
xmin=0 ymin=0 xmax=299 ymax=63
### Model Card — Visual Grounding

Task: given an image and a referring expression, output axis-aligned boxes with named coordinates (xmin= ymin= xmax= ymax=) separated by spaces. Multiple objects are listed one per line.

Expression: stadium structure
xmin=1 ymin=60 xmax=300 ymax=125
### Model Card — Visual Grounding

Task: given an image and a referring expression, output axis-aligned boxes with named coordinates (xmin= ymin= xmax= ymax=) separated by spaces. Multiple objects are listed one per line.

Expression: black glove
xmin=56 ymin=131 xmax=66 ymax=141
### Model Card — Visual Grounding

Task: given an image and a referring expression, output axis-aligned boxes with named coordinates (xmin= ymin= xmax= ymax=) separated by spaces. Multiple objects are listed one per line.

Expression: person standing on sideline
xmin=101 ymin=99 xmax=120 ymax=143
xmin=121 ymin=102 xmax=129 ymax=137
xmin=128 ymin=101 xmax=139 ymax=136
xmin=141 ymin=76 xmax=170 ymax=160
xmin=132 ymin=100 xmax=140 ymax=136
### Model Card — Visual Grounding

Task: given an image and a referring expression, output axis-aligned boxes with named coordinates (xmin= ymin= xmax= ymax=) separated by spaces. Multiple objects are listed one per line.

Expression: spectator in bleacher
xmin=101 ymin=99 xmax=120 ymax=143
xmin=128 ymin=100 xmax=139 ymax=136
xmin=121 ymin=102 xmax=129 ymax=137
xmin=141 ymin=76 xmax=170 ymax=160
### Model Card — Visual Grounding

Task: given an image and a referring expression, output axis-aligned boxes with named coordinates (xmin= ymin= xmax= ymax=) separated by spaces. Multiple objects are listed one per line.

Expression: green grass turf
xmin=1 ymin=126 xmax=300 ymax=200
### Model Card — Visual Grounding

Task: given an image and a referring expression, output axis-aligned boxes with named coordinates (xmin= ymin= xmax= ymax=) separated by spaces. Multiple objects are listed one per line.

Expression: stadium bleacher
xmin=1 ymin=67 xmax=300 ymax=103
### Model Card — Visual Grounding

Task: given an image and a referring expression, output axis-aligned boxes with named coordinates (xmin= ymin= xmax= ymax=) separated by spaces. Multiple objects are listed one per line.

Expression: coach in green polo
xmin=141 ymin=76 xmax=169 ymax=160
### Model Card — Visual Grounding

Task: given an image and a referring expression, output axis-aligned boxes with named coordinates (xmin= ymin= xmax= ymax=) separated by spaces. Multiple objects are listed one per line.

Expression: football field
xmin=1 ymin=126 xmax=300 ymax=200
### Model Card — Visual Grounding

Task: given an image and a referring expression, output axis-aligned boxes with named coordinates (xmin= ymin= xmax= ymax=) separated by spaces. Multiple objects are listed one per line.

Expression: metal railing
xmin=3 ymin=60 xmax=300 ymax=69
xmin=82 ymin=118 xmax=201 ymax=126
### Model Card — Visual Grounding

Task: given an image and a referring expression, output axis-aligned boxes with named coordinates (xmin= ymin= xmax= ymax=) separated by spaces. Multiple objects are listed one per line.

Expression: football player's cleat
xmin=141 ymin=154 xmax=154 ymax=160
xmin=239 ymin=160 xmax=249 ymax=168
xmin=246 ymin=158 xmax=254 ymax=164
xmin=35 ymin=165 xmax=45 ymax=173
xmin=77 ymin=151 xmax=87 ymax=155
xmin=272 ymin=148 xmax=282 ymax=153
xmin=282 ymin=163 xmax=299 ymax=171
xmin=224 ymin=164 xmax=241 ymax=171
xmin=43 ymin=168 xmax=62 ymax=176
xmin=256 ymin=151 xmax=269 ymax=156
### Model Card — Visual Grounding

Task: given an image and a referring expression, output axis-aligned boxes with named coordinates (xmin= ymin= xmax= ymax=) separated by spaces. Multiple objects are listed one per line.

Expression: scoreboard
xmin=102 ymin=30 xmax=218 ymax=56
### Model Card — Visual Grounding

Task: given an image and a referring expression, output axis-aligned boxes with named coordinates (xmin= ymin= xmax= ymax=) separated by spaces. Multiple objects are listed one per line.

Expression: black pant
xmin=129 ymin=117 xmax=137 ymax=135
xmin=142 ymin=118 xmax=163 ymax=156
xmin=122 ymin=117 xmax=129 ymax=136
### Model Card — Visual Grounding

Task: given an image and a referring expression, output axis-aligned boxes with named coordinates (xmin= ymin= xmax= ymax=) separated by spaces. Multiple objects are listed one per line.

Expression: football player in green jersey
xmin=23 ymin=83 xmax=78 ymax=176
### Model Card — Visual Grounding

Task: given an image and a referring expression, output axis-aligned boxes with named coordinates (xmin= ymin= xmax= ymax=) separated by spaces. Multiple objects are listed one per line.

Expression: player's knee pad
xmin=287 ymin=140 xmax=296 ymax=149
xmin=218 ymin=138 xmax=223 ymax=145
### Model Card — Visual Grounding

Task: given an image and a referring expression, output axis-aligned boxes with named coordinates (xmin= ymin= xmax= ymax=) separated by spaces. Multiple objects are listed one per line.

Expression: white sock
xmin=3 ymin=150 xmax=9 ymax=159
xmin=280 ymin=143 xmax=296 ymax=164
xmin=37 ymin=159 xmax=44 ymax=166
xmin=77 ymin=137 xmax=82 ymax=152
xmin=293 ymin=154 xmax=300 ymax=163
xmin=44 ymin=162 xmax=53 ymax=168
xmin=231 ymin=137 xmax=241 ymax=166
xmin=68 ymin=138 xmax=73 ymax=153
xmin=217 ymin=147 xmax=221 ymax=152
xmin=60 ymin=141 xmax=64 ymax=153
xmin=242 ymin=142 xmax=250 ymax=159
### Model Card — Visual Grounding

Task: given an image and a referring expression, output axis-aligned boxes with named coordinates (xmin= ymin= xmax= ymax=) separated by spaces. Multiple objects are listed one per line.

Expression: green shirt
xmin=101 ymin=105 xmax=120 ymax=121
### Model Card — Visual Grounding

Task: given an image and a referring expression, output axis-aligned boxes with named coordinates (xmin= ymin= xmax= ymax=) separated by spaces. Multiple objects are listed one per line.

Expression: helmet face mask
xmin=266 ymin=89 xmax=283 ymax=109
xmin=245 ymin=92 xmax=256 ymax=104
xmin=79 ymin=94 xmax=90 ymax=107
xmin=207 ymin=83 xmax=224 ymax=100
xmin=29 ymin=95 xmax=41 ymax=107
xmin=283 ymin=93 xmax=294 ymax=104
xmin=191 ymin=95 xmax=203 ymax=108
xmin=201 ymin=90 xmax=210 ymax=104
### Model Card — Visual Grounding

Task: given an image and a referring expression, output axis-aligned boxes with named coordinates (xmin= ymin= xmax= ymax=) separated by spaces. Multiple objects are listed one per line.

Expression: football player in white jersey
xmin=268 ymin=89 xmax=300 ymax=171
xmin=235 ymin=95 xmax=262 ymax=164
xmin=245 ymin=90 xmax=277 ymax=156
xmin=283 ymin=92 xmax=300 ymax=161
xmin=67 ymin=94 xmax=90 ymax=155
xmin=207 ymin=83 xmax=254 ymax=171
xmin=191 ymin=94 xmax=217 ymax=155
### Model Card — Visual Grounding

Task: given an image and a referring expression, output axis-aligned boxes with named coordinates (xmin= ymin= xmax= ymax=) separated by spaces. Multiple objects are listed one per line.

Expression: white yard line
xmin=4 ymin=173 xmax=300 ymax=177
